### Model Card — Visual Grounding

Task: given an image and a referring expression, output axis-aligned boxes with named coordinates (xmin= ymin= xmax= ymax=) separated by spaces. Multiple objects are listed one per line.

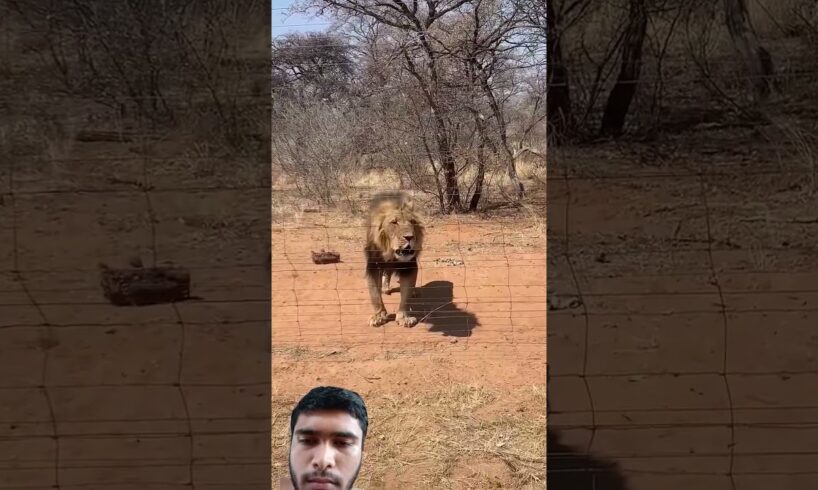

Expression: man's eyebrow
xmin=331 ymin=431 xmax=359 ymax=439
xmin=294 ymin=428 xmax=359 ymax=439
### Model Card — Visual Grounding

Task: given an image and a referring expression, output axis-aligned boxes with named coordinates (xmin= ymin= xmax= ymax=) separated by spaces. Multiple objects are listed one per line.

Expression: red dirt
xmin=271 ymin=202 xmax=547 ymax=487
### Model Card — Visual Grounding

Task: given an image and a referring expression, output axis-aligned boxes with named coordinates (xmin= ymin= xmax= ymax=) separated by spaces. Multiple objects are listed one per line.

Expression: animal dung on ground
xmin=99 ymin=260 xmax=191 ymax=306
xmin=311 ymin=250 xmax=341 ymax=264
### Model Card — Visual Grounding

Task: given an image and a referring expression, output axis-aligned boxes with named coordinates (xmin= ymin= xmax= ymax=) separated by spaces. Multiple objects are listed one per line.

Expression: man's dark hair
xmin=290 ymin=386 xmax=369 ymax=442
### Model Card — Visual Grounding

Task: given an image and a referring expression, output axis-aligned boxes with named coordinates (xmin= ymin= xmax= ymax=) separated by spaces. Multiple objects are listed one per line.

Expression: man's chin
xmin=297 ymin=475 xmax=343 ymax=490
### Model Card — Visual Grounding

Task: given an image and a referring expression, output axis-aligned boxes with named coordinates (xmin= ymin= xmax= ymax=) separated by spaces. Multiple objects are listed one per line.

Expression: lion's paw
xmin=395 ymin=311 xmax=418 ymax=328
xmin=369 ymin=310 xmax=389 ymax=328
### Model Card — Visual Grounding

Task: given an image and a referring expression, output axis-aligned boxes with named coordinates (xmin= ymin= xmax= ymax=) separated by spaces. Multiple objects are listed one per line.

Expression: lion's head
xmin=367 ymin=192 xmax=424 ymax=263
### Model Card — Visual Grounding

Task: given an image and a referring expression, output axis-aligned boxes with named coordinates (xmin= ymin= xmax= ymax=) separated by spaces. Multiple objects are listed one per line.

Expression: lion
xmin=364 ymin=190 xmax=424 ymax=328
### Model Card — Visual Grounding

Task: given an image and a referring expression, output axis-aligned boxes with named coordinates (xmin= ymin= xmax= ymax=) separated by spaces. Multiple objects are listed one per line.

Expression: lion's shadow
xmin=399 ymin=280 xmax=479 ymax=337
xmin=547 ymin=429 xmax=629 ymax=489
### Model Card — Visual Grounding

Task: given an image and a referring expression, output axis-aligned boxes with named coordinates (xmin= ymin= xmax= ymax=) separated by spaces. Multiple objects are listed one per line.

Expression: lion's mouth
xmin=395 ymin=244 xmax=415 ymax=258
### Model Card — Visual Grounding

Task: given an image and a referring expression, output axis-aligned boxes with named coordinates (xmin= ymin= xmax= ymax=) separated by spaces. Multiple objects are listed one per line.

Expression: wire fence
xmin=271 ymin=24 xmax=817 ymax=483
xmin=0 ymin=186 xmax=545 ymax=486
xmin=270 ymin=197 xmax=547 ymax=359
xmin=5 ymin=3 xmax=817 ymax=486
xmin=546 ymin=137 xmax=818 ymax=489
xmin=0 ymin=96 xmax=550 ymax=488
xmin=0 ymin=82 xmax=270 ymax=489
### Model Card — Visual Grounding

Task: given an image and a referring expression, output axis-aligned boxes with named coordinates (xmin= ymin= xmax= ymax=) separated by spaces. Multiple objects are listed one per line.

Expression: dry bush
xmin=547 ymin=0 xmax=818 ymax=141
xmin=272 ymin=100 xmax=365 ymax=206
xmin=7 ymin=0 xmax=266 ymax=151
xmin=288 ymin=0 xmax=546 ymax=212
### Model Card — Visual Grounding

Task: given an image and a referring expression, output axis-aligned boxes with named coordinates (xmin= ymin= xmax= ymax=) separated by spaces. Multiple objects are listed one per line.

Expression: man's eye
xmin=299 ymin=438 xmax=317 ymax=445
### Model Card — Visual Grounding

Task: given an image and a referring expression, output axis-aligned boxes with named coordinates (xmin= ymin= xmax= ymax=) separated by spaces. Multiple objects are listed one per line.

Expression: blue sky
xmin=272 ymin=0 xmax=331 ymax=37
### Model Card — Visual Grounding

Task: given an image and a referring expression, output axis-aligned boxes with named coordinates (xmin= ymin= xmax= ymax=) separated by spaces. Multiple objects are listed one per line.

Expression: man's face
xmin=288 ymin=410 xmax=364 ymax=490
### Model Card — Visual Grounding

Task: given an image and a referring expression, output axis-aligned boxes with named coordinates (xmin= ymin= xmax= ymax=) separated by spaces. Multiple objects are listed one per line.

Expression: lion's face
xmin=380 ymin=211 xmax=421 ymax=262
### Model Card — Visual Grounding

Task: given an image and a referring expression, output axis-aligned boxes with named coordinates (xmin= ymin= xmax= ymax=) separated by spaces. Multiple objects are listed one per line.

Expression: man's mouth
xmin=304 ymin=477 xmax=338 ymax=488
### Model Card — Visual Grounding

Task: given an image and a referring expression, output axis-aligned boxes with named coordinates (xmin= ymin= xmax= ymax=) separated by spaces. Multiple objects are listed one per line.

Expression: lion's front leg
xmin=395 ymin=267 xmax=418 ymax=328
xmin=381 ymin=270 xmax=393 ymax=295
xmin=367 ymin=268 xmax=389 ymax=327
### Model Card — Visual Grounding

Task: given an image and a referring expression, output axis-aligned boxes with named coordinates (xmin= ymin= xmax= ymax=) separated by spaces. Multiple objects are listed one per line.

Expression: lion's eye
xmin=391 ymin=219 xmax=398 ymax=224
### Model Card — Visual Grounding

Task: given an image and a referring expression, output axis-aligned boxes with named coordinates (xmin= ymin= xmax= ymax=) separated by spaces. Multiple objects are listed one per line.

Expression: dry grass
xmin=766 ymin=117 xmax=818 ymax=195
xmin=271 ymin=384 xmax=546 ymax=489
xmin=271 ymin=144 xmax=546 ymax=217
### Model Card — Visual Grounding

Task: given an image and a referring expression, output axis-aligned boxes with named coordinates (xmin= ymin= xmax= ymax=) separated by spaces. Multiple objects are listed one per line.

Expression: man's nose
xmin=311 ymin=443 xmax=335 ymax=469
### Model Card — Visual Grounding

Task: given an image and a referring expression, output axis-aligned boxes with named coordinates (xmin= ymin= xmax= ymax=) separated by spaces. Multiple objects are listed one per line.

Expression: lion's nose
xmin=403 ymin=234 xmax=414 ymax=241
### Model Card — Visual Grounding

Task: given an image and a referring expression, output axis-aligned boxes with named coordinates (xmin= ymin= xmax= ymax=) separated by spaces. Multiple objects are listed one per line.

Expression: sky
xmin=272 ymin=0 xmax=332 ymax=37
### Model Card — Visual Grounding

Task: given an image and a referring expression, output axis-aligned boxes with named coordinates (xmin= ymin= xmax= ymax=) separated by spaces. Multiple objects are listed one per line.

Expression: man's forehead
xmin=294 ymin=410 xmax=362 ymax=435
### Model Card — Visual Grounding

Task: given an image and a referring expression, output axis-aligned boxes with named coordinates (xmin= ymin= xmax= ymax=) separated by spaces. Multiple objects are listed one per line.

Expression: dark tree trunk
xmin=723 ymin=0 xmax=776 ymax=103
xmin=478 ymin=76 xmax=524 ymax=201
xmin=546 ymin=0 xmax=572 ymax=144
xmin=468 ymin=159 xmax=486 ymax=211
xmin=469 ymin=114 xmax=488 ymax=211
xmin=600 ymin=0 xmax=648 ymax=137
xmin=405 ymin=52 xmax=461 ymax=213
xmin=434 ymin=122 xmax=462 ymax=213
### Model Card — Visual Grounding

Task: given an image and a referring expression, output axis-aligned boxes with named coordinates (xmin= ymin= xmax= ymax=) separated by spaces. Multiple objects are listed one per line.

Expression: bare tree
xmin=8 ymin=0 xmax=266 ymax=147
xmin=723 ymin=0 xmax=776 ymax=104
xmin=281 ymin=0 xmax=545 ymax=210
xmin=271 ymin=31 xmax=356 ymax=103
xmin=301 ymin=0 xmax=472 ymax=212
xmin=542 ymin=0 xmax=574 ymax=143
xmin=599 ymin=0 xmax=649 ymax=136
xmin=454 ymin=0 xmax=529 ymax=200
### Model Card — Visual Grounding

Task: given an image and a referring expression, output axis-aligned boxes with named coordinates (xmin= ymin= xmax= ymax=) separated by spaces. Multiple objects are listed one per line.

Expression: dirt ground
xmin=5 ymin=121 xmax=815 ymax=490
xmin=270 ymin=186 xmax=548 ymax=488
xmin=547 ymin=127 xmax=818 ymax=490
